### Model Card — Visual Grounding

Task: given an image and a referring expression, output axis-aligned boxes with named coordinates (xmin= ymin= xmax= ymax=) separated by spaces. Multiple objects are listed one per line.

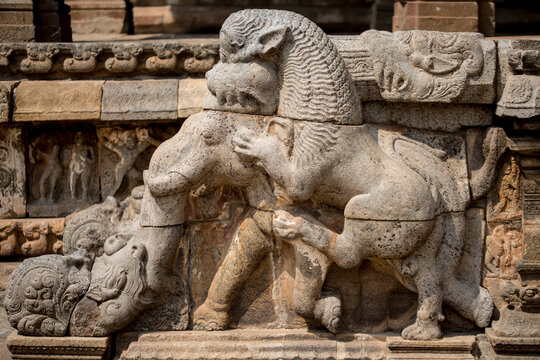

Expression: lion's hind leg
xmin=395 ymin=217 xmax=445 ymax=340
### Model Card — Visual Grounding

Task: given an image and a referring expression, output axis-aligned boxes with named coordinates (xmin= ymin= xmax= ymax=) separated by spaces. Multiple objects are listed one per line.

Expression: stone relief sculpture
xmin=29 ymin=134 xmax=61 ymax=203
xmin=4 ymin=9 xmax=510 ymax=344
xmin=100 ymin=128 xmax=161 ymax=198
xmin=64 ymin=131 xmax=96 ymax=201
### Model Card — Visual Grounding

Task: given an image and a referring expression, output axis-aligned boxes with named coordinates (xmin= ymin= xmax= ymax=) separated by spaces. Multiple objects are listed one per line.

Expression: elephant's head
xmin=143 ymin=110 xmax=277 ymax=218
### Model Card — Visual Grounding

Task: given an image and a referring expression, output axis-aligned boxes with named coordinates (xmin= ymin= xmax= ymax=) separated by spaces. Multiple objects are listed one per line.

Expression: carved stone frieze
xmin=27 ymin=125 xmax=99 ymax=217
xmin=98 ymin=125 xmax=178 ymax=200
xmin=0 ymin=40 xmax=219 ymax=79
xmin=0 ymin=218 xmax=64 ymax=257
xmin=0 ymin=126 xmax=25 ymax=218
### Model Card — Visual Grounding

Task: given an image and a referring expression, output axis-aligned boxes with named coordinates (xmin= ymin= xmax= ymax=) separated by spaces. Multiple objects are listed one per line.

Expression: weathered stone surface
xmin=117 ymin=330 xmax=388 ymax=360
xmin=0 ymin=218 xmax=64 ymax=257
xmin=364 ymin=103 xmax=492 ymax=131
xmin=68 ymin=0 xmax=126 ymax=35
xmin=14 ymin=81 xmax=103 ymax=121
xmin=26 ymin=124 xmax=100 ymax=217
xmin=393 ymin=1 xmax=478 ymax=33
xmin=0 ymin=127 xmax=25 ymax=218
xmin=102 ymin=80 xmax=179 ymax=121
xmin=178 ymin=78 xmax=209 ymax=118
xmin=387 ymin=335 xmax=476 ymax=359
xmin=0 ymin=81 xmax=16 ymax=122
xmin=7 ymin=332 xmax=110 ymax=359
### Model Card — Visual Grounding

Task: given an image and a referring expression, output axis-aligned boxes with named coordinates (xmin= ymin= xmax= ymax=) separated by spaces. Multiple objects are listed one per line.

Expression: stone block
xmin=117 ymin=330 xmax=388 ymax=360
xmin=7 ymin=332 xmax=111 ymax=360
xmin=393 ymin=1 xmax=478 ymax=32
xmin=363 ymin=103 xmax=492 ymax=132
xmin=67 ymin=0 xmax=126 ymax=34
xmin=178 ymin=78 xmax=209 ymax=118
xmin=26 ymin=124 xmax=100 ymax=217
xmin=101 ymin=80 xmax=179 ymax=121
xmin=0 ymin=127 xmax=25 ymax=218
xmin=0 ymin=11 xmax=33 ymax=24
xmin=14 ymin=81 xmax=103 ymax=121
xmin=0 ymin=0 xmax=33 ymax=10
xmin=0 ymin=24 xmax=34 ymax=42
xmin=387 ymin=335 xmax=476 ymax=359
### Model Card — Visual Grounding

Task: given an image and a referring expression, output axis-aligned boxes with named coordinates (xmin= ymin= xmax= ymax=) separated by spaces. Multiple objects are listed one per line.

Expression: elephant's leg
xmin=289 ymin=240 xmax=341 ymax=333
xmin=193 ymin=214 xmax=273 ymax=330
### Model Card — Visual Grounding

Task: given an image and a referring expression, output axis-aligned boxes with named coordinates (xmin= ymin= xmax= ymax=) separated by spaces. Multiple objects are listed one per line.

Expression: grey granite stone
xmin=101 ymin=80 xmax=179 ymax=121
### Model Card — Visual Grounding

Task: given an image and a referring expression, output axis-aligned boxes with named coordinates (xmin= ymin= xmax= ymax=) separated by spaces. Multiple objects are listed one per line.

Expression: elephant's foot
xmin=472 ymin=287 xmax=493 ymax=328
xmin=192 ymin=301 xmax=230 ymax=331
xmin=273 ymin=210 xmax=304 ymax=241
xmin=401 ymin=317 xmax=443 ymax=340
xmin=314 ymin=292 xmax=342 ymax=334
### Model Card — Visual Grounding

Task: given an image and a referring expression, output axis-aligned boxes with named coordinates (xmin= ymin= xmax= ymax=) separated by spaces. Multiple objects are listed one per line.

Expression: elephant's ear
xmin=257 ymin=26 xmax=289 ymax=57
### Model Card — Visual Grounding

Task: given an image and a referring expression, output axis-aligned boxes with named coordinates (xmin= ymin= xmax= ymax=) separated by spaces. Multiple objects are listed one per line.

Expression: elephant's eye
xmin=201 ymin=129 xmax=219 ymax=144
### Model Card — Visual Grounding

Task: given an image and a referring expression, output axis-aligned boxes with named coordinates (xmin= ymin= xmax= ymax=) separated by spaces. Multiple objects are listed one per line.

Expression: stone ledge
xmin=113 ymin=330 xmax=481 ymax=360
xmin=7 ymin=332 xmax=111 ymax=360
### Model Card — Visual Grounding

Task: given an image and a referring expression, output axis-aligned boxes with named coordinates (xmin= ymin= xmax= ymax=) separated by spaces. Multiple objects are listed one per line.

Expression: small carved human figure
xmin=0 ymin=222 xmax=17 ymax=256
xmin=29 ymin=135 xmax=61 ymax=202
xmin=103 ymin=128 xmax=160 ymax=197
xmin=64 ymin=132 xmax=95 ymax=201
xmin=485 ymin=225 xmax=521 ymax=279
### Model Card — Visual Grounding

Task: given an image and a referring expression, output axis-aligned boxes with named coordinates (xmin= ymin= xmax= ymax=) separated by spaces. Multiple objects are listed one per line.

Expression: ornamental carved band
xmin=6 ymin=9 xmax=511 ymax=342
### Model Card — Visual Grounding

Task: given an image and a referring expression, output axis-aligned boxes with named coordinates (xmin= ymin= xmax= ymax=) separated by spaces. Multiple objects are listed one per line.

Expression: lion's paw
xmin=314 ymin=292 xmax=342 ymax=334
xmin=401 ymin=320 xmax=442 ymax=340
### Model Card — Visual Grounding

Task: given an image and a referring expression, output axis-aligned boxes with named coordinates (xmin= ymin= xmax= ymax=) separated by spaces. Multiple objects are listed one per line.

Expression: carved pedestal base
xmin=7 ymin=332 xmax=111 ymax=360
xmin=387 ymin=335 xmax=476 ymax=360
xmin=481 ymin=328 xmax=540 ymax=359
xmin=114 ymin=330 xmax=478 ymax=360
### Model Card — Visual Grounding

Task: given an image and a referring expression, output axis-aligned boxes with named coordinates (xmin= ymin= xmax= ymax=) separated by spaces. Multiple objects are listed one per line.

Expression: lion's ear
xmin=257 ymin=26 xmax=289 ymax=57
